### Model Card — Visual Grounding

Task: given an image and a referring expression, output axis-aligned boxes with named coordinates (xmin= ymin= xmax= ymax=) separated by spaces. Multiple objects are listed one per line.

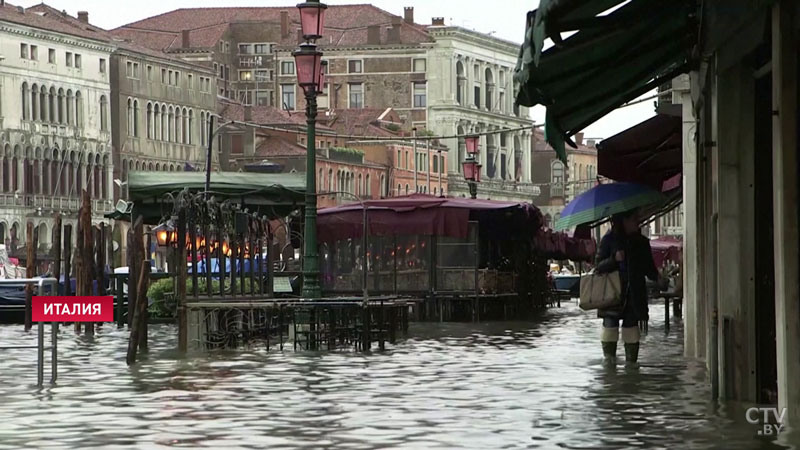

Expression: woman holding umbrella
xmin=555 ymin=181 xmax=669 ymax=367
xmin=595 ymin=209 xmax=660 ymax=368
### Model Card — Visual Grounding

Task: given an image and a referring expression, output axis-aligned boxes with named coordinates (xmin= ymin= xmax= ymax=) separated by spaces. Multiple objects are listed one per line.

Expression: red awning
xmin=650 ymin=236 xmax=682 ymax=268
xmin=317 ymin=194 xmax=542 ymax=242
xmin=597 ymin=114 xmax=682 ymax=192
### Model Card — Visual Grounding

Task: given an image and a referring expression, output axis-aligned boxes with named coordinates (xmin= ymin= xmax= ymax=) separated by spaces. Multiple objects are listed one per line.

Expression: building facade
xmin=110 ymin=44 xmax=217 ymax=201
xmin=530 ymin=130 xmax=598 ymax=229
xmin=425 ymin=22 xmax=535 ymax=202
xmin=0 ymin=4 xmax=114 ymax=255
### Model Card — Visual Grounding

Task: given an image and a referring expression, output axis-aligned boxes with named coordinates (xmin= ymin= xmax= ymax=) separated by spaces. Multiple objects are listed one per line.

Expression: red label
xmin=32 ymin=296 xmax=114 ymax=322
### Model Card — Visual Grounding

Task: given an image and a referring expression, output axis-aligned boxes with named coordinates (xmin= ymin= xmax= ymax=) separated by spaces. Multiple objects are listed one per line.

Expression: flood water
xmin=0 ymin=302 xmax=797 ymax=449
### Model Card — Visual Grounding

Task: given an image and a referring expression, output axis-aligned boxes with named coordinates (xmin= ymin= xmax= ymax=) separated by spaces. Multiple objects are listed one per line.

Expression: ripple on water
xmin=0 ymin=304 xmax=794 ymax=449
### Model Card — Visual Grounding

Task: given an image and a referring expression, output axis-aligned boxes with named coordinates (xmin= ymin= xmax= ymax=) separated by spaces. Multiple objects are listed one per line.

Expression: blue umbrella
xmin=554 ymin=182 xmax=665 ymax=231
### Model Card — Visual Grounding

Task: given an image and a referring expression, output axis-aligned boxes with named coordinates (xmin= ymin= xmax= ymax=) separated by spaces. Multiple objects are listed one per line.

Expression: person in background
xmin=594 ymin=209 xmax=661 ymax=368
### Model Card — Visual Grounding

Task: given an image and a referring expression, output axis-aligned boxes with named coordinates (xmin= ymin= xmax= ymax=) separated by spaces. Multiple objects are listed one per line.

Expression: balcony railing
xmin=0 ymin=194 xmax=112 ymax=214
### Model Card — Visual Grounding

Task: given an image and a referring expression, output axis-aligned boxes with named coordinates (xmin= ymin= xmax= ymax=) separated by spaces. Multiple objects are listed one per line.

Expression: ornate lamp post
xmin=294 ymin=0 xmax=327 ymax=298
xmin=463 ymin=135 xmax=482 ymax=199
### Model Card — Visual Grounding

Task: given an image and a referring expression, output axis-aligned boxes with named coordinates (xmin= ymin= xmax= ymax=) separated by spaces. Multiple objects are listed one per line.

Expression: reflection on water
xmin=0 ymin=303 xmax=795 ymax=449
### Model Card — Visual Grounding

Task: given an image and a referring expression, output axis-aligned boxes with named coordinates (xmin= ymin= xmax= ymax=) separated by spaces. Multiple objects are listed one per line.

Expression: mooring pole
xmin=205 ymin=115 xmax=215 ymax=200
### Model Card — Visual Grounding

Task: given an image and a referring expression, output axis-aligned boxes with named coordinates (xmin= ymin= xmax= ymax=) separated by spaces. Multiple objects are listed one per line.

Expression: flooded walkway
xmin=0 ymin=302 xmax=795 ymax=449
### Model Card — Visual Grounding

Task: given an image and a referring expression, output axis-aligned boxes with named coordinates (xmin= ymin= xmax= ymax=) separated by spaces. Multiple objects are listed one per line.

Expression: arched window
xmin=100 ymin=96 xmax=108 ymax=131
xmin=551 ymin=160 xmax=565 ymax=196
xmin=102 ymin=155 xmax=109 ymax=199
xmin=182 ymin=107 xmax=189 ymax=144
xmin=154 ymin=103 xmax=161 ymax=140
xmin=41 ymin=158 xmax=49 ymax=195
xmin=161 ymin=105 xmax=167 ymax=141
xmin=176 ymin=108 xmax=182 ymax=144
xmin=21 ymin=82 xmax=29 ymax=120
xmin=75 ymin=91 xmax=82 ymax=127
xmin=397 ymin=184 xmax=401 ymax=196
xmin=380 ymin=174 xmax=386 ymax=197
xmin=126 ymin=98 xmax=133 ymax=135
xmin=31 ymin=84 xmax=39 ymax=121
xmin=405 ymin=184 xmax=409 ymax=195
xmin=328 ymin=169 xmax=333 ymax=193
xmin=39 ymin=85 xmax=47 ymax=122
xmin=456 ymin=61 xmax=465 ymax=105
xmin=146 ymin=103 xmax=153 ymax=139
xmin=168 ymin=106 xmax=174 ymax=142
xmin=66 ymin=90 xmax=73 ymax=125
xmin=357 ymin=173 xmax=362 ymax=196
xmin=133 ymin=99 xmax=140 ymax=137
xmin=188 ymin=110 xmax=194 ymax=145
xmin=57 ymin=88 xmax=65 ymax=123
xmin=200 ymin=111 xmax=206 ymax=146
xmin=484 ymin=68 xmax=494 ymax=111
xmin=48 ymin=87 xmax=56 ymax=122
xmin=365 ymin=174 xmax=370 ymax=197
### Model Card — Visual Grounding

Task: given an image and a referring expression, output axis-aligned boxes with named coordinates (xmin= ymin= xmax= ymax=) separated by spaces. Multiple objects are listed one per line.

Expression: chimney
xmin=575 ymin=132 xmax=584 ymax=146
xmin=431 ymin=17 xmax=444 ymax=26
xmin=280 ymin=10 xmax=289 ymax=38
xmin=181 ymin=30 xmax=190 ymax=48
xmin=77 ymin=11 xmax=89 ymax=23
xmin=244 ymin=105 xmax=252 ymax=122
xmin=367 ymin=25 xmax=381 ymax=45
xmin=403 ymin=7 xmax=414 ymax=24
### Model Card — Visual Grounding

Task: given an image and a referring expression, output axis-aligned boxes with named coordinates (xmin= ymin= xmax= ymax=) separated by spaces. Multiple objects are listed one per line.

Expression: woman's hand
xmin=615 ymin=250 xmax=625 ymax=262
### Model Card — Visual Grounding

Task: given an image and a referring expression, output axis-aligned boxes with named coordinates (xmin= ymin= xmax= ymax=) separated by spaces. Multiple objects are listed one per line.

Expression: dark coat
xmin=594 ymin=230 xmax=659 ymax=321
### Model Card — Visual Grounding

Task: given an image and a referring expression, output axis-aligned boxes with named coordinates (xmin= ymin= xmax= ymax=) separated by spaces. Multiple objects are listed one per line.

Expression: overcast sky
xmin=14 ymin=0 xmax=656 ymax=140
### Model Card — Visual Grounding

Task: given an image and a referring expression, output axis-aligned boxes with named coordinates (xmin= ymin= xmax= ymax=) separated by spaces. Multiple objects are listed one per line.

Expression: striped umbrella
xmin=554 ymin=182 xmax=666 ymax=231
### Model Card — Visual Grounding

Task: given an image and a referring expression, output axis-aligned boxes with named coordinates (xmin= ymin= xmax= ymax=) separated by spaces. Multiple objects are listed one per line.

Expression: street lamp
xmin=463 ymin=135 xmax=481 ymax=199
xmin=294 ymin=0 xmax=327 ymax=299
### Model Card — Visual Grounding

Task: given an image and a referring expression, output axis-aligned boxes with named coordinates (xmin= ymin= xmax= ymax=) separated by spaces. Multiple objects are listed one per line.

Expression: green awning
xmin=124 ymin=171 xmax=306 ymax=223
xmin=514 ymin=0 xmax=696 ymax=162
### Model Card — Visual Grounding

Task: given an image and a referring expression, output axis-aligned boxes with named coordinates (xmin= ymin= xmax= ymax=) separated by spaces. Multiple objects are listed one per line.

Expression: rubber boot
xmin=601 ymin=327 xmax=619 ymax=365
xmin=624 ymin=343 xmax=640 ymax=368
xmin=602 ymin=341 xmax=617 ymax=359
xmin=621 ymin=326 xmax=641 ymax=369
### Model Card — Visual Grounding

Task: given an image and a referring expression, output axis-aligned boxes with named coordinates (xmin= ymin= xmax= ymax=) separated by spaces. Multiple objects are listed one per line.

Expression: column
xmin=678 ymin=74 xmax=703 ymax=359
xmin=466 ymin=57 xmax=474 ymax=107
xmin=715 ymin=61 xmax=756 ymax=401
xmin=523 ymin=131 xmax=532 ymax=183
xmin=772 ymin=0 xmax=800 ymax=428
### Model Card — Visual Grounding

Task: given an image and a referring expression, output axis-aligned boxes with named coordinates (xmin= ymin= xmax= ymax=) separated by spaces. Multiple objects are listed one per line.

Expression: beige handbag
xmin=579 ymin=271 xmax=622 ymax=310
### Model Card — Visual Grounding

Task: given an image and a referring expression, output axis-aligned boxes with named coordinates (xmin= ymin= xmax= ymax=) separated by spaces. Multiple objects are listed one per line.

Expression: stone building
xmin=26 ymin=4 xmax=219 ymax=203
xmin=112 ymin=5 xmax=430 ymax=119
xmin=425 ymin=20 xmax=535 ymax=202
xmin=530 ymin=130 xmax=597 ymax=229
xmin=0 ymin=3 xmax=114 ymax=255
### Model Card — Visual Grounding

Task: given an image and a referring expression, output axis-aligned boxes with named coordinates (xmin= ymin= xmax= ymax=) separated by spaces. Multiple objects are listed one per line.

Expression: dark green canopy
xmin=514 ymin=0 xmax=696 ymax=162
xmin=116 ymin=171 xmax=305 ymax=223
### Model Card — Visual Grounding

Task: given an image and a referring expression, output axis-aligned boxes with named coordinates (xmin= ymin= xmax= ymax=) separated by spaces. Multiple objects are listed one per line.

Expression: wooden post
xmin=96 ymin=224 xmax=107 ymax=331
xmin=76 ymin=190 xmax=94 ymax=336
xmin=126 ymin=262 xmax=151 ymax=365
xmin=24 ymin=222 xmax=37 ymax=331
xmin=127 ymin=217 xmax=142 ymax=326
xmin=177 ymin=209 xmax=188 ymax=352
xmin=131 ymin=219 xmax=147 ymax=350
xmin=53 ymin=215 xmax=62 ymax=295
xmin=63 ymin=224 xmax=72 ymax=297
xmin=266 ymin=221 xmax=274 ymax=298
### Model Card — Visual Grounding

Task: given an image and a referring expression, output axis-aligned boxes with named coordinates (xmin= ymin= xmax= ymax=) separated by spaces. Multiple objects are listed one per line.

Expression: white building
xmin=0 ymin=3 xmax=114 ymax=255
xmin=426 ymin=22 xmax=536 ymax=202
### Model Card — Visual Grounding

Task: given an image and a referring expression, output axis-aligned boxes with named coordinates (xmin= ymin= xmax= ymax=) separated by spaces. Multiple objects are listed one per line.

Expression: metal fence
xmin=0 ymin=278 xmax=58 ymax=386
